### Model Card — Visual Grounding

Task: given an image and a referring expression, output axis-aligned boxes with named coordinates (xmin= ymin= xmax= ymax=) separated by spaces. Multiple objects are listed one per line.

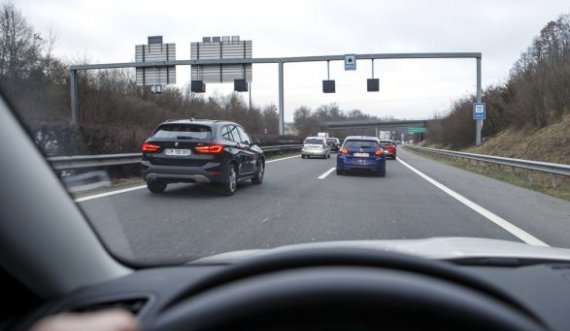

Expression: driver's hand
xmin=30 ymin=309 xmax=138 ymax=331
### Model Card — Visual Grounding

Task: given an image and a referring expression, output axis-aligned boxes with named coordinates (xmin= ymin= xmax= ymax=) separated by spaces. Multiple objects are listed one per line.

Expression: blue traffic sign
xmin=344 ymin=54 xmax=356 ymax=70
xmin=473 ymin=102 xmax=486 ymax=120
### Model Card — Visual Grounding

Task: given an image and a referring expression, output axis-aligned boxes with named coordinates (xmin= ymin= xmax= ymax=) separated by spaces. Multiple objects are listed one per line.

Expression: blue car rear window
xmin=344 ymin=140 xmax=379 ymax=149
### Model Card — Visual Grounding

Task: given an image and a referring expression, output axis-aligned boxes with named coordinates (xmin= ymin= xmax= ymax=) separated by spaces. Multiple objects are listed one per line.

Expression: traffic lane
xmin=79 ymin=155 xmax=339 ymax=263
xmin=79 ymin=154 xmax=522 ymax=264
xmin=399 ymin=148 xmax=570 ymax=248
xmin=271 ymin=156 xmax=521 ymax=244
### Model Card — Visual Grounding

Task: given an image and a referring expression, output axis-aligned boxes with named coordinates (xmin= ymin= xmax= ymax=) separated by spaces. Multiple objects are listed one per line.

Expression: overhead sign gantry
xmin=68 ymin=40 xmax=484 ymax=145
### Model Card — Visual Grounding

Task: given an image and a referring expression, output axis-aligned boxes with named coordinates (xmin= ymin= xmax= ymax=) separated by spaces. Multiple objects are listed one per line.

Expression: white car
xmin=301 ymin=136 xmax=331 ymax=159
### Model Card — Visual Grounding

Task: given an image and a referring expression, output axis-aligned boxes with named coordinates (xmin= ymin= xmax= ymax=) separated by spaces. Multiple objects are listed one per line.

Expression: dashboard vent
xmin=73 ymin=298 xmax=148 ymax=315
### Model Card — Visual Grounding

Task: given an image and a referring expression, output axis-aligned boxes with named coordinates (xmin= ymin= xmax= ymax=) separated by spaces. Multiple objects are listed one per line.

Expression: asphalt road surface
xmin=78 ymin=148 xmax=570 ymax=264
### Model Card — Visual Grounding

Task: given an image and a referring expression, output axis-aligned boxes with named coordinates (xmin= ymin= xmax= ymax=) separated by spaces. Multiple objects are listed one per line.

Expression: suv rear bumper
xmin=141 ymin=160 xmax=224 ymax=184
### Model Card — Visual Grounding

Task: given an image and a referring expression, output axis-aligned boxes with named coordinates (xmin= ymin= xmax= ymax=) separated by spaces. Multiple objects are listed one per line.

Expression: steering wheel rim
xmin=148 ymin=247 xmax=546 ymax=331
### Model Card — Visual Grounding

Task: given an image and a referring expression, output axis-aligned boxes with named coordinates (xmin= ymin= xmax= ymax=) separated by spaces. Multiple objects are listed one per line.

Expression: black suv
xmin=141 ymin=119 xmax=264 ymax=195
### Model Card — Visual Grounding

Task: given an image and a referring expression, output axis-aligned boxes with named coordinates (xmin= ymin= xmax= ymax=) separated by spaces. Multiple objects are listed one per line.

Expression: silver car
xmin=301 ymin=136 xmax=331 ymax=159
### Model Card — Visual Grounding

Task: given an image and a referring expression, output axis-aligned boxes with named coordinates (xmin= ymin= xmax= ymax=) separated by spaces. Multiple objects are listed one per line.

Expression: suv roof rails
xmin=162 ymin=118 xmax=224 ymax=124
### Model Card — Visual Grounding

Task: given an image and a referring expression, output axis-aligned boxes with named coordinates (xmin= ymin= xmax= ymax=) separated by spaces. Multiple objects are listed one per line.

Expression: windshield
xmin=3 ymin=0 xmax=570 ymax=265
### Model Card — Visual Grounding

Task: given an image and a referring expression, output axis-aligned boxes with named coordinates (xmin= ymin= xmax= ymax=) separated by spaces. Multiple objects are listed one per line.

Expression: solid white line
xmin=318 ymin=167 xmax=336 ymax=180
xmin=75 ymin=185 xmax=147 ymax=202
xmin=397 ymin=157 xmax=549 ymax=247
xmin=76 ymin=154 xmax=300 ymax=202
xmin=266 ymin=154 xmax=300 ymax=163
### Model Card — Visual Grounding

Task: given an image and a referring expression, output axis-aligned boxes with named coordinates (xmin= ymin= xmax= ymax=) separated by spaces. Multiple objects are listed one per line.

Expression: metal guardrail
xmin=47 ymin=145 xmax=302 ymax=171
xmin=407 ymin=145 xmax=570 ymax=187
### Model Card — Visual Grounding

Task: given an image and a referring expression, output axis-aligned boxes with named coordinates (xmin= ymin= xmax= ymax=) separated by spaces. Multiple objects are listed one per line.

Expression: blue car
xmin=336 ymin=136 xmax=386 ymax=177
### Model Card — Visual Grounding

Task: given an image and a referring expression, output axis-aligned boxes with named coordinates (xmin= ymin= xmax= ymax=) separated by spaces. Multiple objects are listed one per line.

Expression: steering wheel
xmin=147 ymin=247 xmax=546 ymax=331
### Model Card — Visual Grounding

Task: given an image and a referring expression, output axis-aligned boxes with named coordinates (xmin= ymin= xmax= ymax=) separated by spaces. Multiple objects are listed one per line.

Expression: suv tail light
xmin=142 ymin=142 xmax=160 ymax=153
xmin=339 ymin=148 xmax=348 ymax=154
xmin=374 ymin=148 xmax=384 ymax=156
xmin=195 ymin=144 xmax=224 ymax=154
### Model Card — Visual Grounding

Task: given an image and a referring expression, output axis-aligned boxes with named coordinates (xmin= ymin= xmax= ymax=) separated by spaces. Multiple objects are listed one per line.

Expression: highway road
xmin=78 ymin=148 xmax=570 ymax=264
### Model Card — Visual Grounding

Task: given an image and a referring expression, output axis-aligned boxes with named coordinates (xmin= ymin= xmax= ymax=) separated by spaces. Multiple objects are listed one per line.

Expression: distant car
xmin=337 ymin=136 xmax=386 ymax=176
xmin=302 ymin=136 xmax=331 ymax=159
xmin=141 ymin=119 xmax=265 ymax=195
xmin=380 ymin=140 xmax=397 ymax=159
xmin=326 ymin=137 xmax=341 ymax=152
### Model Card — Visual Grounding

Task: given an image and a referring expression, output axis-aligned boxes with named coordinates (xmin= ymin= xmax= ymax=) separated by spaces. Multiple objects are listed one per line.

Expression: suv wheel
xmin=147 ymin=180 xmax=167 ymax=193
xmin=252 ymin=161 xmax=264 ymax=185
xmin=222 ymin=164 xmax=238 ymax=196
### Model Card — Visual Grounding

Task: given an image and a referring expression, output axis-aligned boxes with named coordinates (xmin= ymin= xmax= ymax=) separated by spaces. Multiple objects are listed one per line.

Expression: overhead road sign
xmin=367 ymin=78 xmax=379 ymax=92
xmin=135 ymin=36 xmax=176 ymax=86
xmin=408 ymin=127 xmax=427 ymax=134
xmin=191 ymin=80 xmax=206 ymax=93
xmin=367 ymin=59 xmax=379 ymax=92
xmin=190 ymin=36 xmax=252 ymax=87
xmin=345 ymin=54 xmax=356 ymax=70
xmin=322 ymin=60 xmax=335 ymax=93
xmin=323 ymin=80 xmax=335 ymax=93
xmin=234 ymin=79 xmax=248 ymax=92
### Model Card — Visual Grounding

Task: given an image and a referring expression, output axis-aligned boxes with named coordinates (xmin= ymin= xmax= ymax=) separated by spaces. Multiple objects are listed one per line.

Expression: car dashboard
xmin=8 ymin=258 xmax=570 ymax=331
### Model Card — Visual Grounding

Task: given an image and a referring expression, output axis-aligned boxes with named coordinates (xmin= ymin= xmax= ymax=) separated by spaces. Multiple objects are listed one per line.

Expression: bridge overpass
xmin=321 ymin=119 xmax=432 ymax=141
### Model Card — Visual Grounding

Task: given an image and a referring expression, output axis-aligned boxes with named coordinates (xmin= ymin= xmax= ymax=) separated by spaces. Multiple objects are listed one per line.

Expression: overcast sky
xmin=15 ymin=0 xmax=570 ymax=121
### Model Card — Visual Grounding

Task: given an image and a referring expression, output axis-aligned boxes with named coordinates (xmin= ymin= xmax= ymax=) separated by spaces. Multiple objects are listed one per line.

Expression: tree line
xmin=427 ymin=13 xmax=570 ymax=148
xmin=0 ymin=2 xmax=389 ymax=155
xmin=292 ymin=103 xmax=395 ymax=138
xmin=0 ymin=3 xmax=286 ymax=155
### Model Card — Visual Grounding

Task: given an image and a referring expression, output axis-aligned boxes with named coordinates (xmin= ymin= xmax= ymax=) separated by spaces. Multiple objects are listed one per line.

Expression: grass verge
xmin=406 ymin=148 xmax=570 ymax=201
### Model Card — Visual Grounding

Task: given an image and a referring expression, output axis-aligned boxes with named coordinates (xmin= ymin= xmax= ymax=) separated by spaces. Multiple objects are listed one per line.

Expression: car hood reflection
xmin=190 ymin=237 xmax=570 ymax=264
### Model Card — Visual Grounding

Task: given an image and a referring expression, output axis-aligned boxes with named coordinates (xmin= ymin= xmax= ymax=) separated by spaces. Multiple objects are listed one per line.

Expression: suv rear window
xmin=153 ymin=124 xmax=212 ymax=140
xmin=344 ymin=140 xmax=379 ymax=149
xmin=305 ymin=138 xmax=324 ymax=145
xmin=327 ymin=138 xmax=339 ymax=144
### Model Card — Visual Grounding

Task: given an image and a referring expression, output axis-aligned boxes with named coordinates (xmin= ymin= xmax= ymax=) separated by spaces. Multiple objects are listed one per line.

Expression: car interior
xmin=3 ymin=93 xmax=570 ymax=331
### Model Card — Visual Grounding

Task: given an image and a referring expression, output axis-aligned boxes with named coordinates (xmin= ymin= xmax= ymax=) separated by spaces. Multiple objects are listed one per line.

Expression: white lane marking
xmin=75 ymin=185 xmax=147 ymax=202
xmin=318 ymin=167 xmax=336 ymax=180
xmin=266 ymin=154 xmax=300 ymax=163
xmin=397 ymin=157 xmax=549 ymax=247
xmin=76 ymin=154 xmax=300 ymax=202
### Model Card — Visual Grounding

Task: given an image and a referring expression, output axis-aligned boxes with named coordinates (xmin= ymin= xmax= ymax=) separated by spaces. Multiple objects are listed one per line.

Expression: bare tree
xmin=0 ymin=3 xmax=42 ymax=78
